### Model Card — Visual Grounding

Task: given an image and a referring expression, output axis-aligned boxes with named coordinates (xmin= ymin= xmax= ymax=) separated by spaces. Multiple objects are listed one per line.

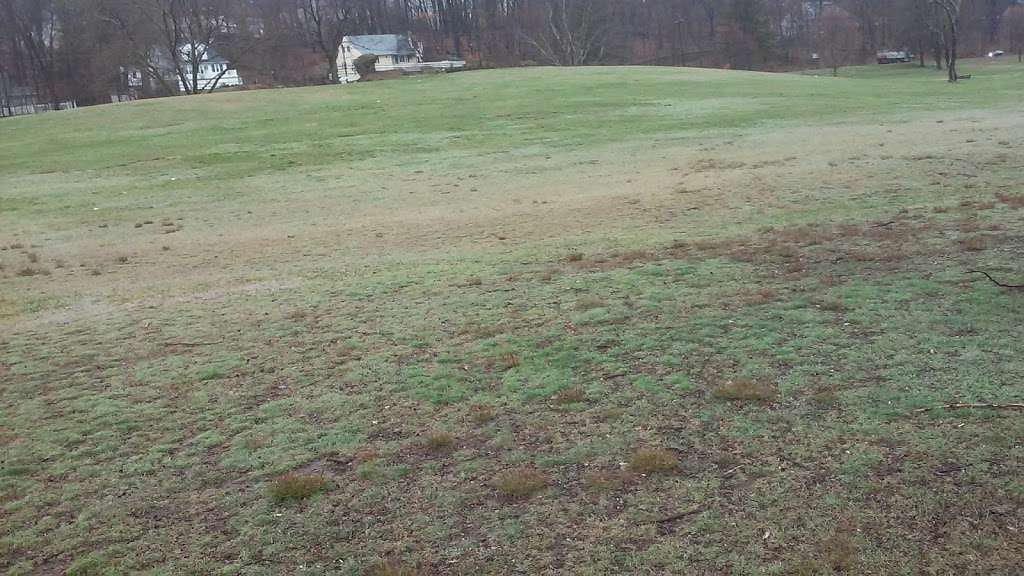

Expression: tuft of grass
xmin=788 ymin=531 xmax=859 ymax=574
xmin=25 ymin=251 xmax=39 ymax=263
xmin=268 ymin=473 xmax=325 ymax=502
xmin=575 ymin=296 xmax=607 ymax=311
xmin=364 ymin=559 xmax=420 ymax=576
xmin=15 ymin=266 xmax=42 ymax=277
xmin=565 ymin=252 xmax=584 ymax=262
xmin=468 ymin=403 xmax=495 ymax=424
xmin=552 ymin=386 xmax=586 ymax=405
xmin=959 ymin=235 xmax=990 ymax=252
xmin=492 ymin=467 xmax=548 ymax=499
xmin=814 ymin=298 xmax=846 ymax=312
xmin=820 ymin=532 xmax=859 ymax=572
xmin=115 ymin=255 xmax=129 ymax=264
xmin=711 ymin=380 xmax=777 ymax=402
xmin=497 ymin=351 xmax=520 ymax=371
xmin=423 ymin=431 xmax=456 ymax=452
xmin=583 ymin=469 xmax=632 ymax=493
xmin=628 ymin=448 xmax=679 ymax=475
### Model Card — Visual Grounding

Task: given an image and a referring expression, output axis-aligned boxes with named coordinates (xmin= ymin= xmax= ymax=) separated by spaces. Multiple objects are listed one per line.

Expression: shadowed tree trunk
xmin=931 ymin=0 xmax=960 ymax=81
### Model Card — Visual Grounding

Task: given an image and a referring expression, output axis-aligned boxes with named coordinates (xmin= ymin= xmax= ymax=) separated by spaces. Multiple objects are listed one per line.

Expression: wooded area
xmin=2 ymin=0 xmax=1022 ymax=110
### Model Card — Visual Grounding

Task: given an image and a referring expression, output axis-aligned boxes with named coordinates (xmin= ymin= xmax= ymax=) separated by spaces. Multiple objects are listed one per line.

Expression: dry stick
xmin=966 ymin=271 xmax=1024 ymax=289
xmin=914 ymin=403 xmax=1024 ymax=413
xmin=654 ymin=504 xmax=706 ymax=524
xmin=721 ymin=463 xmax=745 ymax=478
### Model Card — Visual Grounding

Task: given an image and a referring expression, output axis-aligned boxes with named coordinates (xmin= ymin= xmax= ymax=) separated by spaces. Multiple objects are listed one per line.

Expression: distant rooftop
xmin=344 ymin=35 xmax=417 ymax=56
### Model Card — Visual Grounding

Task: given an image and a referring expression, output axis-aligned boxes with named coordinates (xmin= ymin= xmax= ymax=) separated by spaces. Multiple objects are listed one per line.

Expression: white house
xmin=177 ymin=47 xmax=243 ymax=93
xmin=336 ymin=34 xmax=465 ymax=83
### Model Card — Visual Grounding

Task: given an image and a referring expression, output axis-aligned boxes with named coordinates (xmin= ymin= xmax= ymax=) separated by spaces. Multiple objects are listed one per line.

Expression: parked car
xmin=988 ymin=49 xmax=1005 ymax=58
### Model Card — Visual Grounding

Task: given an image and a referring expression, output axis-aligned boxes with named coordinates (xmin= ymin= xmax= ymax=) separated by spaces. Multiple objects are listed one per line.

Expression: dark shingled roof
xmin=346 ymin=35 xmax=417 ymax=56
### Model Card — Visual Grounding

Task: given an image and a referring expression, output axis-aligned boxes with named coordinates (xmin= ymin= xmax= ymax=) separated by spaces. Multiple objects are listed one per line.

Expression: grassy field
xmin=1 ymin=58 xmax=1023 ymax=575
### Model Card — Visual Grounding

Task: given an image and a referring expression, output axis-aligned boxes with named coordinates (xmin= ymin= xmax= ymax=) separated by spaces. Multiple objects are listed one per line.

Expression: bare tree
xmin=931 ymin=0 xmax=962 ymax=81
xmin=0 ymin=0 xmax=64 ymax=107
xmin=1003 ymin=4 xmax=1024 ymax=62
xmin=301 ymin=0 xmax=347 ymax=83
xmin=522 ymin=0 xmax=614 ymax=66
xmin=816 ymin=5 xmax=860 ymax=75
xmin=102 ymin=0 xmax=235 ymax=95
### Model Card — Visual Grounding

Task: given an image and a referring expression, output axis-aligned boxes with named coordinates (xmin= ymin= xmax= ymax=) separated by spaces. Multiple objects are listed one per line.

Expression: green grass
xmin=1 ymin=58 xmax=1023 ymax=574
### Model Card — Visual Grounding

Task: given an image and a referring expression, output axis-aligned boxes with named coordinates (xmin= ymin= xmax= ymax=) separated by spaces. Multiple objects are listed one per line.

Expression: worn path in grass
xmin=1 ymin=59 xmax=1023 ymax=575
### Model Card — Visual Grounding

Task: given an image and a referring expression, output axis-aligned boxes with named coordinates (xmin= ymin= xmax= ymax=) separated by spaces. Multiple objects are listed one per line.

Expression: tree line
xmin=2 ymin=0 xmax=1023 ymax=109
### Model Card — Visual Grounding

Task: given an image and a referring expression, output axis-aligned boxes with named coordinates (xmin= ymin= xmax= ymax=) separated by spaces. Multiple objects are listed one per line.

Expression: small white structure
xmin=336 ymin=34 xmax=465 ymax=83
xmin=876 ymin=50 xmax=913 ymax=64
xmin=177 ymin=47 xmax=243 ymax=93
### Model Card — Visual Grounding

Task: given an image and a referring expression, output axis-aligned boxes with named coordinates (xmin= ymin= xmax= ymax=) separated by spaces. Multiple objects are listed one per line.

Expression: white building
xmin=336 ymin=34 xmax=465 ymax=83
xmin=177 ymin=47 xmax=243 ymax=93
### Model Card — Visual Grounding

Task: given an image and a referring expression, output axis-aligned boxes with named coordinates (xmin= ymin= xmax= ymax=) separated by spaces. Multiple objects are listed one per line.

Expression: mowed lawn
xmin=1 ymin=59 xmax=1023 ymax=575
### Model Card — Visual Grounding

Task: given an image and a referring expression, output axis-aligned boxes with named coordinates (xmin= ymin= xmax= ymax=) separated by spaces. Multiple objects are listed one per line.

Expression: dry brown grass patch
xmin=493 ymin=467 xmax=548 ymax=499
xmin=959 ymin=236 xmax=991 ymax=252
xmin=497 ymin=351 xmax=520 ymax=371
xmin=774 ymin=225 xmax=836 ymax=246
xmin=269 ymin=473 xmax=325 ymax=502
xmin=736 ymin=287 xmax=776 ymax=306
xmin=351 ymin=447 xmax=380 ymax=465
xmin=789 ymin=531 xmax=858 ymax=574
xmin=583 ymin=469 xmax=633 ymax=492
xmin=711 ymin=380 xmax=776 ymax=402
xmin=575 ymin=296 xmax=607 ymax=311
xmin=423 ymin=431 xmax=456 ymax=453
xmin=468 ymin=403 xmax=495 ymax=424
xmin=15 ymin=266 xmax=45 ymax=277
xmin=995 ymin=192 xmax=1024 ymax=208
xmin=552 ymin=386 xmax=586 ymax=405
xmin=459 ymin=323 xmax=502 ymax=339
xmin=814 ymin=298 xmax=846 ymax=313
xmin=364 ymin=559 xmax=421 ymax=576
xmin=628 ymin=448 xmax=679 ymax=475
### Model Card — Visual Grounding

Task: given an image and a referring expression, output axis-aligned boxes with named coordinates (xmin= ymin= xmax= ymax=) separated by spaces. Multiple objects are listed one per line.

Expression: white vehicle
xmin=988 ymin=49 xmax=1005 ymax=58
xmin=876 ymin=50 xmax=913 ymax=64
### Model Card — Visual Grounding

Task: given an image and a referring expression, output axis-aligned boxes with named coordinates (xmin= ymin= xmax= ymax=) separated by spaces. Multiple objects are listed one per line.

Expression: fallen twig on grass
xmin=721 ymin=463 xmax=745 ymax=478
xmin=914 ymin=403 xmax=1024 ymax=413
xmin=872 ymin=220 xmax=897 ymax=228
xmin=966 ymin=271 xmax=1024 ymax=289
xmin=165 ymin=341 xmax=224 ymax=347
xmin=653 ymin=504 xmax=705 ymax=524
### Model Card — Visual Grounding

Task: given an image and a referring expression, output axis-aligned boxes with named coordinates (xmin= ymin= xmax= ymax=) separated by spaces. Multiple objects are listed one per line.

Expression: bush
xmin=354 ymin=54 xmax=379 ymax=78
